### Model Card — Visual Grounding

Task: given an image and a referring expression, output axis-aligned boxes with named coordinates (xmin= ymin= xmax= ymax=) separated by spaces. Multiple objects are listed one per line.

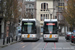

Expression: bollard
xmin=19 ymin=36 xmax=21 ymax=42
xmin=74 ymin=40 xmax=75 ymax=44
xmin=12 ymin=37 xmax=13 ymax=42
xmin=3 ymin=38 xmax=5 ymax=45
xmin=9 ymin=37 xmax=10 ymax=43
xmin=16 ymin=36 xmax=17 ymax=41
xmin=7 ymin=37 xmax=8 ymax=44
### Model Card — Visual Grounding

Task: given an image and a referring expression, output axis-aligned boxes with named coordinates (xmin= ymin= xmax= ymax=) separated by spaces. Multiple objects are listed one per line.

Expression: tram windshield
xmin=43 ymin=22 xmax=58 ymax=34
xmin=22 ymin=21 xmax=36 ymax=34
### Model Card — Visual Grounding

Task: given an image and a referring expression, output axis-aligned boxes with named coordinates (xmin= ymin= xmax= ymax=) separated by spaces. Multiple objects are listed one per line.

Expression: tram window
xmin=22 ymin=22 xmax=36 ymax=34
xmin=43 ymin=22 xmax=57 ymax=34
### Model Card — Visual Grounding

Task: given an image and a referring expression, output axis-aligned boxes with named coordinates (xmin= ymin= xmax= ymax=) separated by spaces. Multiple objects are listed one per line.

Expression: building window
xmin=41 ymin=14 xmax=43 ymax=21
xmin=40 ymin=14 xmax=50 ymax=21
xmin=40 ymin=14 xmax=45 ymax=21
xmin=46 ymin=14 xmax=47 ymax=19
xmin=41 ymin=14 xmax=49 ymax=21
xmin=25 ymin=0 xmax=35 ymax=1
xmin=43 ymin=14 xmax=45 ymax=20
xmin=41 ymin=3 xmax=48 ymax=11
xmin=55 ymin=16 xmax=57 ymax=19
xmin=25 ymin=4 xmax=34 ymax=8
xmin=48 ymin=14 xmax=49 ymax=19
xmin=28 ymin=4 xmax=31 ymax=8
xmin=58 ymin=3 xmax=64 ymax=11
xmin=25 ymin=4 xmax=28 ymax=8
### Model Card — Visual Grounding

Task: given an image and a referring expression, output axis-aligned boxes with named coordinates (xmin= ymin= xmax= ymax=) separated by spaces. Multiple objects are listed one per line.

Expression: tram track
xmin=42 ymin=42 xmax=56 ymax=50
xmin=42 ymin=42 xmax=48 ymax=50
xmin=54 ymin=42 xmax=56 ymax=49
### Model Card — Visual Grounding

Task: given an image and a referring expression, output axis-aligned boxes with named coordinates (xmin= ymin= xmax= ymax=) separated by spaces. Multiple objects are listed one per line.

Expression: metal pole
xmin=50 ymin=14 xmax=52 ymax=19
xmin=47 ymin=9 xmax=51 ymax=21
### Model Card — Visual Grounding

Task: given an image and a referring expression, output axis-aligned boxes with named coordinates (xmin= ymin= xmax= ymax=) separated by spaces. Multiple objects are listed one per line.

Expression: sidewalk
xmin=0 ymin=37 xmax=20 ymax=48
xmin=0 ymin=39 xmax=3 ymax=47
xmin=0 ymin=38 xmax=9 ymax=48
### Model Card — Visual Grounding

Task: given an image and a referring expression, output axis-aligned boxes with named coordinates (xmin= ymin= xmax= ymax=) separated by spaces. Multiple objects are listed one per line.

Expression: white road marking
xmin=33 ymin=42 xmax=42 ymax=50
xmin=22 ymin=43 xmax=30 ymax=48
xmin=22 ymin=46 xmax=25 ymax=48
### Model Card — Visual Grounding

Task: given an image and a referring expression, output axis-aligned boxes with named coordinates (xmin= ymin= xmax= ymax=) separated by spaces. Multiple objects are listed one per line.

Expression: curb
xmin=70 ymin=43 xmax=75 ymax=46
xmin=0 ymin=41 xmax=20 ymax=48
xmin=0 ymin=44 xmax=8 ymax=48
xmin=66 ymin=40 xmax=70 ymax=42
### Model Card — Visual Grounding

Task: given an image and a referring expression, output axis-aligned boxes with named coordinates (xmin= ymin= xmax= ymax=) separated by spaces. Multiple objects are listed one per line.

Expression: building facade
xmin=24 ymin=0 xmax=36 ymax=18
xmin=36 ymin=0 xmax=68 ymax=35
xmin=36 ymin=0 xmax=54 ymax=35
xmin=57 ymin=0 xmax=68 ymax=35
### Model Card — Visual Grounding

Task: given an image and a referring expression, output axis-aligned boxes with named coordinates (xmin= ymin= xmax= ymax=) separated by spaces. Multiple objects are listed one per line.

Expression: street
xmin=0 ymin=36 xmax=75 ymax=50
xmin=0 ymin=0 xmax=75 ymax=50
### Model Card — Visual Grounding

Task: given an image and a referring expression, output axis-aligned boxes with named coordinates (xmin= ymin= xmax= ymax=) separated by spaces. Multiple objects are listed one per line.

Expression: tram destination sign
xmin=24 ymin=23 xmax=33 ymax=25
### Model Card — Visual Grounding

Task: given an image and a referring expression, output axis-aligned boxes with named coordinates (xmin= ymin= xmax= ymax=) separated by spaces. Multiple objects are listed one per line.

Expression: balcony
xmin=40 ymin=9 xmax=48 ymax=11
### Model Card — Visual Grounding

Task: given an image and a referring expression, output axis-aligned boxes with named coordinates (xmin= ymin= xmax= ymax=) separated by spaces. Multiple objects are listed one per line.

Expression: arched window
xmin=41 ymin=3 xmax=48 ymax=11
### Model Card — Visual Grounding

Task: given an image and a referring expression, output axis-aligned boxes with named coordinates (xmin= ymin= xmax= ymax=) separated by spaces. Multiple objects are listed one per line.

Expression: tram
xmin=43 ymin=19 xmax=59 ymax=42
xmin=21 ymin=19 xmax=40 ymax=41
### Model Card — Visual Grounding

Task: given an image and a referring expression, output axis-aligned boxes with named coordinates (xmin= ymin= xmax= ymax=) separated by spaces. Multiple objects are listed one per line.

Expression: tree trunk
xmin=9 ymin=22 xmax=11 ymax=38
xmin=4 ymin=20 xmax=6 ymax=38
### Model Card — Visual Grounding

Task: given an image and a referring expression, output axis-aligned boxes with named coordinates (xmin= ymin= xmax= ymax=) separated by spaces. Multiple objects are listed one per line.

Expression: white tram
xmin=21 ymin=19 xmax=40 ymax=41
xmin=43 ymin=19 xmax=59 ymax=42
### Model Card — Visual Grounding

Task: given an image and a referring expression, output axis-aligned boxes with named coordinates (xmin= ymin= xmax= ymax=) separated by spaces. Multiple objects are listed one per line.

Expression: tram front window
xmin=43 ymin=22 xmax=57 ymax=34
xmin=22 ymin=22 xmax=36 ymax=34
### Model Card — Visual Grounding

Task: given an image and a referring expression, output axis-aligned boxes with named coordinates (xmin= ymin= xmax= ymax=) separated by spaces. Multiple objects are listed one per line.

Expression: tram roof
xmin=22 ymin=19 xmax=36 ymax=21
xmin=44 ymin=19 xmax=57 ymax=22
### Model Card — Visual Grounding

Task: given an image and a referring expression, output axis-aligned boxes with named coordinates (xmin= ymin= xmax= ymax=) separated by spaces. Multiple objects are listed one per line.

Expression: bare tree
xmin=63 ymin=0 xmax=75 ymax=31
xmin=3 ymin=0 xmax=19 ymax=38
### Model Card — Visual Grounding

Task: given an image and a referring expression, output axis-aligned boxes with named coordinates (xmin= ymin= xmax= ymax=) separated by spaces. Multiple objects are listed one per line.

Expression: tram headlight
xmin=45 ymin=35 xmax=48 ymax=37
xmin=32 ymin=35 xmax=35 ymax=37
xmin=22 ymin=35 xmax=25 ymax=37
xmin=54 ymin=35 xmax=56 ymax=37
